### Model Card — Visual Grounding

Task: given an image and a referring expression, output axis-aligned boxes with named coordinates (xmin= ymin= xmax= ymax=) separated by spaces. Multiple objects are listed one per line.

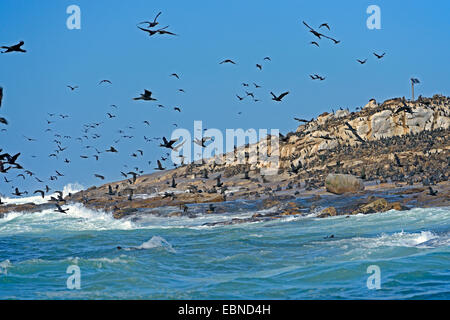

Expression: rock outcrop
xmin=325 ymin=174 xmax=365 ymax=194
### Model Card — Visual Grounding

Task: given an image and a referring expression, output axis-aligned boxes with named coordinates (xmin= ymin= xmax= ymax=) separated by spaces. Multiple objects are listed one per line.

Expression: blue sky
xmin=0 ymin=0 xmax=449 ymax=195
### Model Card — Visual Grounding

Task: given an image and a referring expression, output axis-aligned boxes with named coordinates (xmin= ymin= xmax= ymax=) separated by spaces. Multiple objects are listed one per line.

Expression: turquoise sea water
xmin=0 ymin=191 xmax=449 ymax=299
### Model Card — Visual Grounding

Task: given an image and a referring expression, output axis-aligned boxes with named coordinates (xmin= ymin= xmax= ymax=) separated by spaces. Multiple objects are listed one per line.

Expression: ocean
xmin=0 ymin=185 xmax=449 ymax=300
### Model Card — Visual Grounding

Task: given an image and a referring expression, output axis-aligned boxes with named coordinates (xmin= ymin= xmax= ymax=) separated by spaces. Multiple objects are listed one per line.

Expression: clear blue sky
xmin=1 ymin=0 xmax=449 ymax=195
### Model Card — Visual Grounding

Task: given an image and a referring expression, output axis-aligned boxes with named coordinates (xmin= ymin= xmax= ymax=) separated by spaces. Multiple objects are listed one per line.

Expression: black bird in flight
xmin=67 ymin=85 xmax=78 ymax=91
xmin=345 ymin=122 xmax=365 ymax=143
xmin=170 ymin=73 xmax=180 ymax=79
xmin=302 ymin=21 xmax=339 ymax=43
xmin=0 ymin=117 xmax=7 ymax=125
xmin=160 ymin=137 xmax=178 ymax=149
xmin=219 ymin=59 xmax=236 ymax=65
xmin=94 ymin=174 xmax=105 ymax=180
xmin=319 ymin=23 xmax=330 ymax=30
xmin=139 ymin=12 xmax=162 ymax=28
xmin=106 ymin=146 xmax=118 ymax=153
xmin=12 ymin=188 xmax=27 ymax=196
xmin=127 ymin=172 xmax=139 ymax=184
xmin=0 ymin=87 xmax=3 ymax=107
xmin=357 ymin=59 xmax=367 ymax=64
xmin=193 ymin=137 xmax=212 ymax=148
xmin=394 ymin=101 xmax=414 ymax=114
xmin=1 ymin=41 xmax=26 ymax=53
xmin=428 ymin=186 xmax=438 ymax=196
xmin=373 ymin=52 xmax=386 ymax=59
xmin=256 ymin=64 xmax=262 ymax=70
xmin=54 ymin=204 xmax=69 ymax=214
xmin=156 ymin=27 xmax=177 ymax=36
xmin=137 ymin=25 xmax=174 ymax=36
xmin=33 ymin=190 xmax=45 ymax=199
xmin=310 ymin=41 xmax=319 ymax=47
xmin=133 ymin=90 xmax=157 ymax=101
xmin=294 ymin=117 xmax=312 ymax=123
xmin=155 ymin=160 xmax=165 ymax=170
xmin=99 ymin=80 xmax=112 ymax=85
xmin=23 ymin=135 xmax=36 ymax=142
xmin=263 ymin=57 xmax=271 ymax=61
xmin=270 ymin=91 xmax=289 ymax=102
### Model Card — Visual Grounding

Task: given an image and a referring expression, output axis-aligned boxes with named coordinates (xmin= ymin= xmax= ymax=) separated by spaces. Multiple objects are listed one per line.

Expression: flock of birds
xmin=0 ymin=12 xmax=396 ymax=213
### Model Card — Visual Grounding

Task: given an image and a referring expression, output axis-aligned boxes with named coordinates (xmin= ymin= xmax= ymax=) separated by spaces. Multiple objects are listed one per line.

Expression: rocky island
xmin=1 ymin=95 xmax=449 ymax=224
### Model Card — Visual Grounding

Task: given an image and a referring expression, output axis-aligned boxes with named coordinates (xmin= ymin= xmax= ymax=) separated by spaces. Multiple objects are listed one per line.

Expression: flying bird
xmin=155 ymin=160 xmax=165 ymax=170
xmin=54 ymin=204 xmax=69 ymax=214
xmin=373 ymin=52 xmax=386 ymax=59
xmin=133 ymin=90 xmax=157 ymax=101
xmin=1 ymin=41 xmax=26 ymax=53
xmin=106 ymin=146 xmax=118 ymax=153
xmin=160 ymin=137 xmax=178 ymax=149
xmin=345 ymin=122 xmax=365 ymax=143
xmin=137 ymin=25 xmax=175 ymax=36
xmin=270 ymin=91 xmax=289 ymax=102
xmin=99 ymin=80 xmax=112 ymax=85
xmin=394 ymin=102 xmax=414 ymax=114
xmin=139 ymin=12 xmax=162 ymax=28
xmin=357 ymin=59 xmax=367 ymax=64
xmin=302 ymin=21 xmax=338 ymax=43
xmin=33 ymin=190 xmax=45 ymax=198
xmin=156 ymin=27 xmax=177 ymax=36
xmin=67 ymin=85 xmax=78 ymax=91
xmin=219 ymin=59 xmax=236 ymax=65
xmin=0 ymin=87 xmax=3 ymax=107
xmin=12 ymin=188 xmax=27 ymax=196
xmin=319 ymin=23 xmax=330 ymax=30
xmin=294 ymin=117 xmax=312 ymax=123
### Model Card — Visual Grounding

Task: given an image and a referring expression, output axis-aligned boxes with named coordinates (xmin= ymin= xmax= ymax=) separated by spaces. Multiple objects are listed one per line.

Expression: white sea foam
xmin=0 ymin=183 xmax=84 ymax=205
xmin=329 ymin=230 xmax=448 ymax=252
xmin=0 ymin=259 xmax=12 ymax=275
xmin=126 ymin=236 xmax=176 ymax=253
xmin=0 ymin=202 xmax=135 ymax=234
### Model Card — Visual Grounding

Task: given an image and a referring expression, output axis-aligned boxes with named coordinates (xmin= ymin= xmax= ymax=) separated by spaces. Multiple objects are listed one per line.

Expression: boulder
xmin=318 ymin=207 xmax=337 ymax=218
xmin=325 ymin=174 xmax=365 ymax=195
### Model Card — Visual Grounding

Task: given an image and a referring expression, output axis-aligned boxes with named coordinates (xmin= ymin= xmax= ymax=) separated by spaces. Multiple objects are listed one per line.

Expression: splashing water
xmin=0 ymin=194 xmax=449 ymax=299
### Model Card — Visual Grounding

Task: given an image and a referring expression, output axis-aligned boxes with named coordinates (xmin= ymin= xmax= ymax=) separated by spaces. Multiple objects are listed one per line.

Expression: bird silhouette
xmin=133 ymin=90 xmax=157 ymax=101
xmin=219 ymin=59 xmax=236 ymax=64
xmin=54 ymin=204 xmax=69 ymax=213
xmin=155 ymin=160 xmax=165 ymax=170
xmin=270 ymin=91 xmax=289 ymax=102
xmin=319 ymin=23 xmax=330 ymax=30
xmin=138 ymin=12 xmax=162 ymax=28
xmin=1 ymin=41 xmax=26 ymax=53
